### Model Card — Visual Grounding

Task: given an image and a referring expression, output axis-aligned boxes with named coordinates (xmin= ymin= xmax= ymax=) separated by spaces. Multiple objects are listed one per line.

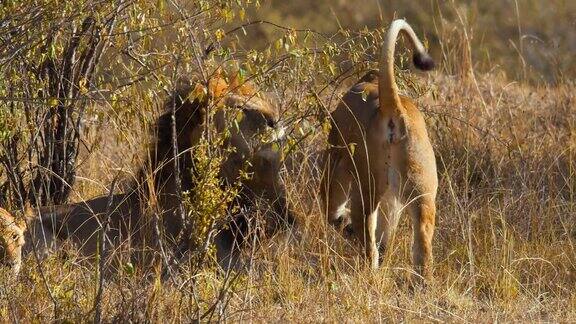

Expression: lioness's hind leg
xmin=348 ymin=195 xmax=379 ymax=270
xmin=320 ymin=154 xmax=352 ymax=231
xmin=366 ymin=205 xmax=379 ymax=270
xmin=376 ymin=191 xmax=402 ymax=263
xmin=408 ymin=196 xmax=436 ymax=281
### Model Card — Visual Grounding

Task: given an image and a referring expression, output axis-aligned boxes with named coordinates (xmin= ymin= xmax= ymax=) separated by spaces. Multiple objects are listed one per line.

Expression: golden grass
xmin=2 ymin=0 xmax=575 ymax=321
xmin=1 ymin=69 xmax=574 ymax=322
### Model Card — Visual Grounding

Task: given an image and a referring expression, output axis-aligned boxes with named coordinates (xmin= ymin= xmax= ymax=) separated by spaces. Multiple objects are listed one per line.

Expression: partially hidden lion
xmin=9 ymin=69 xmax=293 ymax=275
xmin=321 ymin=19 xmax=437 ymax=280
xmin=0 ymin=207 xmax=26 ymax=276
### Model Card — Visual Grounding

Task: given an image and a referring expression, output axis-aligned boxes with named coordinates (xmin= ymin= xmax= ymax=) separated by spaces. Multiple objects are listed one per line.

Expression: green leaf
xmin=235 ymin=109 xmax=244 ymax=123
xmin=123 ymin=262 xmax=135 ymax=276
xmin=289 ymin=49 xmax=302 ymax=57
xmin=48 ymin=97 xmax=59 ymax=107
xmin=49 ymin=42 xmax=56 ymax=59
xmin=215 ymin=29 xmax=225 ymax=41
xmin=328 ymin=63 xmax=337 ymax=76
xmin=322 ymin=119 xmax=331 ymax=134
xmin=361 ymin=88 xmax=369 ymax=102
xmin=348 ymin=142 xmax=356 ymax=155
xmin=275 ymin=38 xmax=283 ymax=52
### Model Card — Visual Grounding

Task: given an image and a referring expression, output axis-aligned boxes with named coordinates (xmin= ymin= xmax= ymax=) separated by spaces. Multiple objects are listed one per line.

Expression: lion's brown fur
xmin=0 ymin=207 xmax=26 ymax=275
xmin=19 ymin=70 xmax=292 ymax=274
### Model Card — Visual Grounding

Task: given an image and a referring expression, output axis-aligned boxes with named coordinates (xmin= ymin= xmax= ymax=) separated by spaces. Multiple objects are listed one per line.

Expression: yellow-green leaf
xmin=48 ymin=97 xmax=59 ymax=107
xmin=215 ymin=29 xmax=225 ymax=42
xmin=348 ymin=142 xmax=356 ymax=155
xmin=79 ymin=78 xmax=88 ymax=95
xmin=361 ymin=87 xmax=369 ymax=102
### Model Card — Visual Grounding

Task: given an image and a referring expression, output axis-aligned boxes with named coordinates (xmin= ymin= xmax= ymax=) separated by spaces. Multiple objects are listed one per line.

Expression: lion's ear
xmin=208 ymin=76 xmax=228 ymax=99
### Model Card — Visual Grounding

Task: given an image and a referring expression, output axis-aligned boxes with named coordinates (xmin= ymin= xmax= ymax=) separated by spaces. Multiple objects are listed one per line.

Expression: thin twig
xmin=93 ymin=175 xmax=118 ymax=324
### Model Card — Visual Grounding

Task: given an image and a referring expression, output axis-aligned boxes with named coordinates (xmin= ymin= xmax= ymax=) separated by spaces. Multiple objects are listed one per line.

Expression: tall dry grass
xmin=2 ymin=71 xmax=575 ymax=323
xmin=1 ymin=1 xmax=575 ymax=322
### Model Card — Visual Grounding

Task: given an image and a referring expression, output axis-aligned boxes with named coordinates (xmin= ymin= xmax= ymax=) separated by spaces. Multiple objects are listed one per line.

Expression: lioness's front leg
xmin=348 ymin=192 xmax=380 ymax=270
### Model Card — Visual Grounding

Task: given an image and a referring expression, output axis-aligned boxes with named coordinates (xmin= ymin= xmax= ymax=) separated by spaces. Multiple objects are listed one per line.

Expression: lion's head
xmin=0 ymin=207 xmax=26 ymax=276
xmin=147 ymin=69 xmax=286 ymax=199
xmin=140 ymin=69 xmax=293 ymax=266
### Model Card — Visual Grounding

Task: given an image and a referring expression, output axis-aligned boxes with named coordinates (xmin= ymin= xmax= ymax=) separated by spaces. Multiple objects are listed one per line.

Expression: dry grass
xmin=1 ymin=69 xmax=574 ymax=322
xmin=255 ymin=0 xmax=576 ymax=84
xmin=1 ymin=0 xmax=575 ymax=321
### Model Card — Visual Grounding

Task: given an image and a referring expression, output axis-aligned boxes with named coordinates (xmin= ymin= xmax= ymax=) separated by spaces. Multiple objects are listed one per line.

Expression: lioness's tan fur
xmin=0 ymin=207 xmax=26 ymax=275
xmin=321 ymin=19 xmax=437 ymax=279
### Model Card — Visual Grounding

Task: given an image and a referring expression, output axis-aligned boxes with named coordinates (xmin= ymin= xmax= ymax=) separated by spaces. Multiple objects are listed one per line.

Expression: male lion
xmin=0 ymin=207 xmax=26 ymax=276
xmin=20 ymin=70 xmax=292 ymax=274
xmin=321 ymin=19 xmax=437 ymax=279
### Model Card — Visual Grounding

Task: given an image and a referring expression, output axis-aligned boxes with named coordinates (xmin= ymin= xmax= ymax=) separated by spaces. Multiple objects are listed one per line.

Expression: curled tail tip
xmin=413 ymin=51 xmax=435 ymax=71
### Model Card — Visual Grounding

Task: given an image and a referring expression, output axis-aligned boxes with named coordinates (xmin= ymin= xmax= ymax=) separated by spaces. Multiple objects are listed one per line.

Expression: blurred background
xmin=253 ymin=0 xmax=576 ymax=84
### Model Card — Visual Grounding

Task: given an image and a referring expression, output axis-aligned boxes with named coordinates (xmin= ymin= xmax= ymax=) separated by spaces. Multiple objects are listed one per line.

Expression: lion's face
xmin=211 ymin=78 xmax=284 ymax=187
xmin=0 ymin=208 xmax=26 ymax=276
xmin=228 ymin=95 xmax=280 ymax=156
xmin=225 ymin=94 xmax=293 ymax=229
xmin=186 ymin=72 xmax=291 ymax=220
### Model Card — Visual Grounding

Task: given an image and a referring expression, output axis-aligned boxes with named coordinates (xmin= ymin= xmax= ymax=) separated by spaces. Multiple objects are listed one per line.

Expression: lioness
xmin=321 ymin=19 xmax=437 ymax=279
xmin=18 ymin=70 xmax=292 ymax=274
xmin=0 ymin=207 xmax=26 ymax=276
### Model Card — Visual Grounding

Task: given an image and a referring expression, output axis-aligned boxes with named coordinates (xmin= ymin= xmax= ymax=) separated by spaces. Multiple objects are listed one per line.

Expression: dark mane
xmin=132 ymin=84 xmax=204 ymax=201
xmin=15 ymin=72 xmax=294 ymax=276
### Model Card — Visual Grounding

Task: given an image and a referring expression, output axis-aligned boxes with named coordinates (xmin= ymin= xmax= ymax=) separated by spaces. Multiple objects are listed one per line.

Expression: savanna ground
xmin=1 ymin=0 xmax=575 ymax=322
